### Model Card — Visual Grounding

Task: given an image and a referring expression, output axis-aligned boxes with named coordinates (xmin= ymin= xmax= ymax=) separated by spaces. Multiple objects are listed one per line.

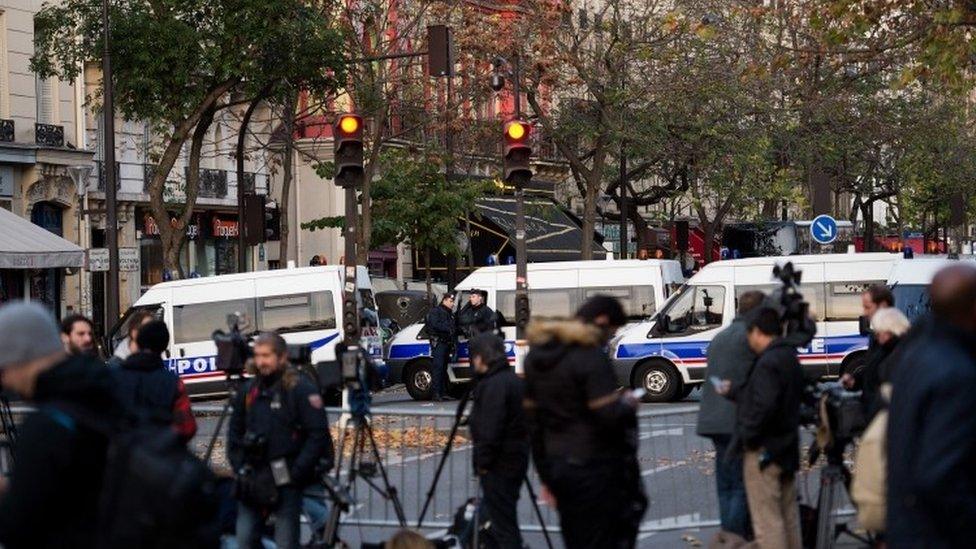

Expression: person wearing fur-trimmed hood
xmin=524 ymin=296 xmax=647 ymax=549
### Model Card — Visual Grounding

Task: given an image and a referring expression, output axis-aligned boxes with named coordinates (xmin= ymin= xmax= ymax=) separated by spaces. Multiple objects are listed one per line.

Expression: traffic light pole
xmin=511 ymin=54 xmax=530 ymax=373
xmin=343 ymin=186 xmax=360 ymax=346
xmin=619 ymin=140 xmax=628 ymax=259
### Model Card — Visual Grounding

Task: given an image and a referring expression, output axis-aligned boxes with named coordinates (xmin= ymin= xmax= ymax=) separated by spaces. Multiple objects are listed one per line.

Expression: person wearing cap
xmin=457 ymin=289 xmax=496 ymax=339
xmin=112 ymin=320 xmax=197 ymax=443
xmin=468 ymin=333 xmax=528 ymax=548
xmin=0 ymin=301 xmax=121 ymax=549
xmin=425 ymin=292 xmax=457 ymax=401
xmin=524 ymin=295 xmax=647 ymax=549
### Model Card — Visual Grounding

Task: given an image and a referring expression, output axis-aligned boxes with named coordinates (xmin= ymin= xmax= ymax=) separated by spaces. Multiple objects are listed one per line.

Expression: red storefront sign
xmin=212 ymin=218 xmax=239 ymax=239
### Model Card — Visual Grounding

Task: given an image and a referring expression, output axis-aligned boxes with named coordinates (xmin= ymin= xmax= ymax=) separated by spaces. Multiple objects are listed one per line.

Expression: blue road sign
xmin=811 ymin=214 xmax=838 ymax=245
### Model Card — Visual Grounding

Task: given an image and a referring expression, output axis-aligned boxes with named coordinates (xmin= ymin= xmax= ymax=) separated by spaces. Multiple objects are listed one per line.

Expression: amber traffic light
xmin=503 ymin=120 xmax=532 ymax=186
xmin=334 ymin=113 xmax=364 ymax=188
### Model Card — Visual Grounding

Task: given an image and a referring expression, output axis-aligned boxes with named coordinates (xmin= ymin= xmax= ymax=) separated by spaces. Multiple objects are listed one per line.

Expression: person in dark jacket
xmin=425 ymin=292 xmax=456 ymax=401
xmin=0 ymin=302 xmax=121 ymax=549
xmin=887 ymin=264 xmax=976 ymax=549
xmin=468 ymin=333 xmax=528 ymax=548
xmin=525 ymin=296 xmax=646 ymax=549
xmin=229 ymin=332 xmax=334 ymax=549
xmin=458 ymin=290 xmax=495 ymax=338
xmin=112 ymin=320 xmax=197 ymax=443
xmin=732 ymin=307 xmax=805 ymax=549
xmin=842 ymin=284 xmax=895 ymax=417
xmin=697 ymin=290 xmax=765 ymax=539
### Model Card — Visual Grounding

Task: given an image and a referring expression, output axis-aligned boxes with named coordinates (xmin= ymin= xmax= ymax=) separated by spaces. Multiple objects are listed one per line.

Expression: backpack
xmin=850 ymin=387 xmax=890 ymax=532
xmin=47 ymin=403 xmax=221 ymax=549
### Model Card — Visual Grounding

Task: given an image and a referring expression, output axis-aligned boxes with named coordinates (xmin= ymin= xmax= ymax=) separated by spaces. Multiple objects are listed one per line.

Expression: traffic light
xmin=243 ymin=193 xmax=266 ymax=246
xmin=503 ymin=120 xmax=532 ymax=186
xmin=334 ymin=113 xmax=364 ymax=188
xmin=264 ymin=204 xmax=280 ymax=241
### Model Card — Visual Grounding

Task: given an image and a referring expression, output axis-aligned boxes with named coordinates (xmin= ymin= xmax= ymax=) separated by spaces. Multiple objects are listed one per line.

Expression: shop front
xmin=137 ymin=207 xmax=246 ymax=291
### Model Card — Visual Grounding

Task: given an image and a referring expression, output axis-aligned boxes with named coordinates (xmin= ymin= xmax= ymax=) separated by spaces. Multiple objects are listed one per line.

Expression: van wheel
xmin=635 ymin=362 xmax=681 ymax=403
xmin=404 ymin=360 xmax=435 ymax=401
xmin=842 ymin=352 xmax=866 ymax=379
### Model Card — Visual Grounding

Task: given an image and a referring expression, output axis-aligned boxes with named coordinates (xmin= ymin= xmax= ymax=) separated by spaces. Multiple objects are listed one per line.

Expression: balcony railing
xmin=35 ymin=123 xmax=64 ymax=147
xmin=185 ymin=167 xmax=228 ymax=198
xmin=96 ymin=161 xmax=121 ymax=191
xmin=0 ymin=119 xmax=14 ymax=143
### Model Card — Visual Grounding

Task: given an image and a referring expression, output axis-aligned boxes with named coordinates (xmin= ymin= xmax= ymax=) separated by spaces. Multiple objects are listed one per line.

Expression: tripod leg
xmin=816 ymin=470 xmax=837 ymax=549
xmin=203 ymin=399 xmax=233 ymax=464
xmin=363 ymin=421 xmax=407 ymax=527
xmin=323 ymin=421 xmax=354 ymax=547
xmin=418 ymin=390 xmax=470 ymax=528
xmin=523 ymin=477 xmax=554 ymax=549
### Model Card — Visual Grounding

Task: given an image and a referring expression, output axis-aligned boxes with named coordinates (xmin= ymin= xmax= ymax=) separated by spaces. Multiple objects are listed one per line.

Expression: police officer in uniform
xmin=458 ymin=289 xmax=496 ymax=338
xmin=425 ymin=292 xmax=456 ymax=401
xmin=229 ymin=332 xmax=334 ymax=549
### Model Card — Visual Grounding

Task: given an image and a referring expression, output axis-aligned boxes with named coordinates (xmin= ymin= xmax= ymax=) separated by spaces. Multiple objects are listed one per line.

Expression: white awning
xmin=0 ymin=206 xmax=83 ymax=269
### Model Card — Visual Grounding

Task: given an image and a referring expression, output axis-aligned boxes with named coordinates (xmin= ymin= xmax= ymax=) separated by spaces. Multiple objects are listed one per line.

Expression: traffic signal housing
xmin=503 ymin=120 xmax=532 ymax=187
xmin=334 ymin=113 xmax=364 ymax=188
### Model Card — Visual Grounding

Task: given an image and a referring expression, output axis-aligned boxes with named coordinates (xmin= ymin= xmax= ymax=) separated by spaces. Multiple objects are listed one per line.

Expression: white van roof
xmin=888 ymin=257 xmax=976 ymax=286
xmin=687 ymin=252 xmax=897 ymax=284
xmin=144 ymin=265 xmax=367 ymax=291
xmin=462 ymin=259 xmax=679 ymax=274
xmin=455 ymin=259 xmax=683 ymax=291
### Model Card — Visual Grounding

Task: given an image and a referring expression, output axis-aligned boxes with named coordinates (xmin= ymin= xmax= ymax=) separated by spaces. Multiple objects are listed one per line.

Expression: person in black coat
xmin=0 ymin=302 xmax=122 ymax=549
xmin=112 ymin=320 xmax=197 ymax=443
xmin=457 ymin=290 xmax=495 ymax=338
xmin=887 ymin=265 xmax=976 ymax=548
xmin=524 ymin=296 xmax=646 ymax=549
xmin=425 ymin=292 xmax=456 ymax=400
xmin=468 ymin=333 xmax=528 ymax=548
xmin=726 ymin=307 xmax=805 ymax=549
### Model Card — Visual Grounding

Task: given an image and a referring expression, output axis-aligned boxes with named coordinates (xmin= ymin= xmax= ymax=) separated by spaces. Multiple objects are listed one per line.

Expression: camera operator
xmin=458 ymin=290 xmax=495 ymax=338
xmin=887 ymin=264 xmax=976 ymax=547
xmin=468 ymin=333 xmax=528 ymax=548
xmin=524 ymin=296 xmax=646 ymax=549
xmin=425 ymin=292 xmax=457 ymax=401
xmin=228 ymin=332 xmax=334 ymax=549
xmin=729 ymin=307 xmax=806 ymax=549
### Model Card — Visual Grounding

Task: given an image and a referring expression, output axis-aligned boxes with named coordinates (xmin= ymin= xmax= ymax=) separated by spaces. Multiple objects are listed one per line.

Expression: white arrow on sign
xmin=816 ymin=221 xmax=834 ymax=239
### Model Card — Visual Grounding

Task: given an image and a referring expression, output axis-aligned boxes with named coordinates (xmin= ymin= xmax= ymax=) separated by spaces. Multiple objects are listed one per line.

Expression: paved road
xmin=193 ymin=385 xmax=860 ymax=548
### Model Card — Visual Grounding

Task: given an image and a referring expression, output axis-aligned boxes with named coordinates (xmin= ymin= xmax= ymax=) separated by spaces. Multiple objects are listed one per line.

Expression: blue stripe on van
xmin=389 ymin=339 xmax=520 ymax=361
xmin=616 ymin=334 xmax=869 ymax=361
xmin=309 ymin=333 xmax=340 ymax=350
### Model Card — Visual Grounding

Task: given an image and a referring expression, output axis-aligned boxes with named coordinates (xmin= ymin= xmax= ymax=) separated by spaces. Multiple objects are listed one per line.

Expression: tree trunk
xmin=862 ymin=200 xmax=875 ymax=252
xmin=278 ymin=92 xmax=296 ymax=269
xmin=358 ymin=108 xmax=388 ymax=264
xmin=172 ymin=106 xmax=215 ymax=278
xmin=703 ymin=222 xmax=716 ymax=266
xmin=581 ymin=181 xmax=598 ymax=260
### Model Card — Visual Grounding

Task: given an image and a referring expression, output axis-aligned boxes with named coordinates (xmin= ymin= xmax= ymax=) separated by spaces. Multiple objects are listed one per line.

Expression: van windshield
xmin=893 ymin=284 xmax=930 ymax=323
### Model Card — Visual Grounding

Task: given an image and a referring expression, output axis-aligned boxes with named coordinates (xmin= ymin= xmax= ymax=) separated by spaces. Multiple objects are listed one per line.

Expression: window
xmin=825 ymin=281 xmax=885 ymax=321
xmin=661 ymin=285 xmax=726 ymax=335
xmin=582 ymin=286 xmax=656 ymax=320
xmin=497 ymin=288 xmax=579 ymax=325
xmin=736 ymin=283 xmax=826 ymax=321
xmin=173 ymin=298 xmax=256 ymax=344
xmin=257 ymin=292 xmax=335 ymax=332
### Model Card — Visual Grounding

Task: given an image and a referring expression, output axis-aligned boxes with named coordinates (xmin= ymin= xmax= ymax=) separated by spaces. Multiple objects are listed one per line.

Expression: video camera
xmin=767 ymin=262 xmax=811 ymax=336
xmin=212 ymin=313 xmax=253 ymax=374
xmin=288 ymin=340 xmax=380 ymax=418
xmin=800 ymin=381 xmax=867 ymax=465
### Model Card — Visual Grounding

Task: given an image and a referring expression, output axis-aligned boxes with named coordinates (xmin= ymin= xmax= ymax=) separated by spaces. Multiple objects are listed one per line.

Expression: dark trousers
xmin=481 ymin=472 xmax=524 ymax=548
xmin=548 ymin=458 xmax=642 ymax=549
xmin=236 ymin=485 xmax=302 ymax=549
xmin=431 ymin=343 xmax=451 ymax=398
xmin=711 ymin=435 xmax=752 ymax=539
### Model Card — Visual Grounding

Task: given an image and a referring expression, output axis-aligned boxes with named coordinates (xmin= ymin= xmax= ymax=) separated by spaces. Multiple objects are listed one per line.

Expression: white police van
xmin=611 ymin=253 xmax=899 ymax=402
xmin=887 ymin=255 xmax=976 ymax=322
xmin=107 ymin=266 xmax=382 ymax=397
xmin=386 ymin=259 xmax=684 ymax=400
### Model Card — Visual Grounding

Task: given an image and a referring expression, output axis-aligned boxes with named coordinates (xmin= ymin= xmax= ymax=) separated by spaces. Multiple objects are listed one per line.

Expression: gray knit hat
xmin=0 ymin=301 xmax=64 ymax=369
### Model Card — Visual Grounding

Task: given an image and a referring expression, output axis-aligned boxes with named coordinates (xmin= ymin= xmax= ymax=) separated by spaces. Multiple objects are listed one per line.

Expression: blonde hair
xmin=385 ymin=529 xmax=433 ymax=549
xmin=870 ymin=307 xmax=910 ymax=337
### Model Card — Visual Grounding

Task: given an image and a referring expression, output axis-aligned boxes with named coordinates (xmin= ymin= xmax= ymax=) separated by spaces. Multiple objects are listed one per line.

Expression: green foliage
xmin=303 ymin=150 xmax=495 ymax=257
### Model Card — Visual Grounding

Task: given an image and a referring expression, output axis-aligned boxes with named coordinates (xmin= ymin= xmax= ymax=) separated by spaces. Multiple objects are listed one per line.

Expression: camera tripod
xmin=813 ymin=443 xmax=872 ymax=549
xmin=417 ymin=388 xmax=554 ymax=549
xmin=203 ymin=370 xmax=247 ymax=465
xmin=319 ymin=410 xmax=406 ymax=546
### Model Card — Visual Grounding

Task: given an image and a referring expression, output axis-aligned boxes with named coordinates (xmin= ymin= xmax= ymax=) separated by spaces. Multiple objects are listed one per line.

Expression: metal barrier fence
xmin=190 ymin=403 xmax=851 ymax=537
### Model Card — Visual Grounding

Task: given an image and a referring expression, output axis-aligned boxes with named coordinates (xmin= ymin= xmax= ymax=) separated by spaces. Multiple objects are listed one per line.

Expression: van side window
xmin=825 ymin=281 xmax=885 ymax=321
xmin=736 ymin=283 xmax=826 ymax=322
xmin=664 ymin=286 xmax=726 ymax=335
xmin=496 ymin=288 xmax=579 ymax=325
xmin=258 ymin=291 xmax=336 ymax=332
xmin=173 ymin=299 xmax=256 ymax=345
xmin=582 ymin=286 xmax=656 ymax=320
